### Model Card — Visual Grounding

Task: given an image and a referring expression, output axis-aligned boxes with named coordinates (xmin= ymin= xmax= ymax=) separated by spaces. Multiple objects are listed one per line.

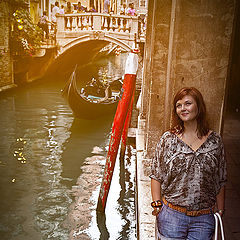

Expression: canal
xmin=0 ymin=53 xmax=137 ymax=240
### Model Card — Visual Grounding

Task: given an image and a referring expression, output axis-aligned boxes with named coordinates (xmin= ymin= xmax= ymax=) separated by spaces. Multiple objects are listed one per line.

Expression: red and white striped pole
xmin=97 ymin=48 xmax=139 ymax=212
xmin=120 ymin=90 xmax=135 ymax=158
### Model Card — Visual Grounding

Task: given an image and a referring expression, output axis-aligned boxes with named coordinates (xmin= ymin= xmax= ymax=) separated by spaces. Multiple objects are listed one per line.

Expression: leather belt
xmin=162 ymin=197 xmax=214 ymax=217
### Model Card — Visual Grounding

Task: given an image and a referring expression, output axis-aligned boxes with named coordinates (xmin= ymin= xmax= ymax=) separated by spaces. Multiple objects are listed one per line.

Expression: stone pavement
xmin=136 ymin=112 xmax=240 ymax=240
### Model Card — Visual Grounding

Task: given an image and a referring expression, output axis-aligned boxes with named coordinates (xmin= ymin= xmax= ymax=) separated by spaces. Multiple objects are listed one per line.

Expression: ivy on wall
xmin=9 ymin=0 xmax=42 ymax=57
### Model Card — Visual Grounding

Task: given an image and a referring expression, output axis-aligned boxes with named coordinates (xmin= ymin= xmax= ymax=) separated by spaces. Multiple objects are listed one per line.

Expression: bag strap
xmin=214 ymin=212 xmax=225 ymax=240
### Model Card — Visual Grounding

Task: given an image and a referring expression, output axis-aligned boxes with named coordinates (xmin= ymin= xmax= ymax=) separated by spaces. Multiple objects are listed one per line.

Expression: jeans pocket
xmin=156 ymin=205 xmax=188 ymax=239
xmin=156 ymin=208 xmax=163 ymax=218
xmin=156 ymin=204 xmax=166 ymax=219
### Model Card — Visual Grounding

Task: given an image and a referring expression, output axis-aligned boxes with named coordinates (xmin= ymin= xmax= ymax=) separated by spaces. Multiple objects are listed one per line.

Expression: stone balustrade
xmin=56 ymin=13 xmax=145 ymax=41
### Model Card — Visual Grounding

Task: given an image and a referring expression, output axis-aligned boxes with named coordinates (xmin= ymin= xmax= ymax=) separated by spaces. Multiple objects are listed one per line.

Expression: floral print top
xmin=150 ymin=131 xmax=227 ymax=211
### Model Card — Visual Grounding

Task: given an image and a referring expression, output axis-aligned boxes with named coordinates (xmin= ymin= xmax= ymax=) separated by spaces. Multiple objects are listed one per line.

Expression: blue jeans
xmin=156 ymin=204 xmax=215 ymax=240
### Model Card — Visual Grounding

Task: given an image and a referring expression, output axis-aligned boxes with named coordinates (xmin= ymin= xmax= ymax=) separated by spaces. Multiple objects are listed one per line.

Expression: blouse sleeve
xmin=149 ymin=134 xmax=166 ymax=183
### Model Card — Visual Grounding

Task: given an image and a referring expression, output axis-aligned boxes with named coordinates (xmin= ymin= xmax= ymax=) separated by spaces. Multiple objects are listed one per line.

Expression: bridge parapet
xmin=56 ymin=13 xmax=145 ymax=51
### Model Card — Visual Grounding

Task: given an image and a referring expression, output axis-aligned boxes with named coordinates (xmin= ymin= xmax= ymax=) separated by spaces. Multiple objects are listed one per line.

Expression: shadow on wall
xmin=13 ymin=40 xmax=108 ymax=86
xmin=226 ymin=1 xmax=240 ymax=113
xmin=45 ymin=40 xmax=109 ymax=79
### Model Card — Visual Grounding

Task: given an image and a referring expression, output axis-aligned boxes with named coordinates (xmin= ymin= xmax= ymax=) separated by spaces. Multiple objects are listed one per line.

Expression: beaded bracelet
xmin=151 ymin=200 xmax=162 ymax=208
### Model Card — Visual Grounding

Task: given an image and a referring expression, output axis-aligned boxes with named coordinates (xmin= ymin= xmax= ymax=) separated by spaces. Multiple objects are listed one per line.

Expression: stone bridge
xmin=55 ymin=12 xmax=146 ymax=55
xmin=14 ymin=13 xmax=145 ymax=84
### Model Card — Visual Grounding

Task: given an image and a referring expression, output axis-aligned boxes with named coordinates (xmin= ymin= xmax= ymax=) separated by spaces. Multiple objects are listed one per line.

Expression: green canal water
xmin=0 ymin=54 xmax=137 ymax=240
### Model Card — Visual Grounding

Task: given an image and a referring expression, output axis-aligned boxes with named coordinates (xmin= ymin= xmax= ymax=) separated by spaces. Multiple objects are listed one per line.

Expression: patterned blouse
xmin=150 ymin=131 xmax=227 ymax=211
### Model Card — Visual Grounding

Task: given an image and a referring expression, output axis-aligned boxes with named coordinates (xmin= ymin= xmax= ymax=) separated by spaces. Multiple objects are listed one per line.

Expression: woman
xmin=150 ymin=87 xmax=227 ymax=240
xmin=127 ymin=3 xmax=137 ymax=16
xmin=65 ymin=1 xmax=73 ymax=14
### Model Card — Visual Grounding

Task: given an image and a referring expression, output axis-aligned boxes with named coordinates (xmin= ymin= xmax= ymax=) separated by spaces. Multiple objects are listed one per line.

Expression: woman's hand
xmin=218 ymin=209 xmax=224 ymax=217
xmin=152 ymin=207 xmax=162 ymax=216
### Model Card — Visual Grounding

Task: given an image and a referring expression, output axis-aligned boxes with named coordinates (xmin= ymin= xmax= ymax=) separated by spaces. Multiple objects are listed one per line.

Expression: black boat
xmin=62 ymin=67 xmax=122 ymax=119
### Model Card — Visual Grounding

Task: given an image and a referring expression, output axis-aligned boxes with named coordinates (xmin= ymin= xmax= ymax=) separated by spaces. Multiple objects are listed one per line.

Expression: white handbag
xmin=214 ymin=212 xmax=225 ymax=240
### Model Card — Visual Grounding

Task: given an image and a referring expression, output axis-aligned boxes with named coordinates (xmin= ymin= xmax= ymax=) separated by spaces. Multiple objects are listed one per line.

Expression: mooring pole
xmin=97 ymin=49 xmax=139 ymax=212
xmin=120 ymin=90 xmax=135 ymax=159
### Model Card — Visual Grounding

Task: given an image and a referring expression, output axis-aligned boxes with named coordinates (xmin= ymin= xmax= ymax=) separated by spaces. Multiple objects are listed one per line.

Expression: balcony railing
xmin=56 ymin=13 xmax=145 ymax=40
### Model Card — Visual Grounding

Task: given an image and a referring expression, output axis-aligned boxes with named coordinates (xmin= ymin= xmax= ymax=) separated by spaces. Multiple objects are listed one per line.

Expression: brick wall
xmin=0 ymin=0 xmax=14 ymax=91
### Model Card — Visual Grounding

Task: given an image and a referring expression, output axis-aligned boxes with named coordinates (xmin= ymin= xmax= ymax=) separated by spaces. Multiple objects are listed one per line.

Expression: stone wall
xmin=0 ymin=1 xmax=15 ymax=91
xmin=140 ymin=0 xmax=236 ymax=157
xmin=13 ymin=47 xmax=58 ymax=85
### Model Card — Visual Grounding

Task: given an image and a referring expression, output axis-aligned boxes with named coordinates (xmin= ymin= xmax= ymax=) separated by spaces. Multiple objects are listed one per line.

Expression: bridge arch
xmin=57 ymin=32 xmax=132 ymax=57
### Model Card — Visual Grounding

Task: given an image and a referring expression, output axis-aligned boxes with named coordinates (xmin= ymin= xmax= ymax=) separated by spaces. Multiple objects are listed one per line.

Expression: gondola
xmin=61 ymin=67 xmax=122 ymax=119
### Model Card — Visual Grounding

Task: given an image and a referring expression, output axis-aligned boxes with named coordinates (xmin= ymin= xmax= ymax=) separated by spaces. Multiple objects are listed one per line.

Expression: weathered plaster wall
xmin=140 ymin=0 xmax=235 ymax=157
xmin=140 ymin=0 xmax=172 ymax=156
xmin=0 ymin=1 xmax=15 ymax=91
xmin=171 ymin=0 xmax=235 ymax=132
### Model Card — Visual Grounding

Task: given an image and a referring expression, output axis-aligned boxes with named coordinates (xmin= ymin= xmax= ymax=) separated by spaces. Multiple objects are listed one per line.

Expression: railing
xmin=56 ymin=13 xmax=145 ymax=40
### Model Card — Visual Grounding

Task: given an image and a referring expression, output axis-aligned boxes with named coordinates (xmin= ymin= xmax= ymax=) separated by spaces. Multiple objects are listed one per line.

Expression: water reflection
xmin=61 ymin=116 xmax=114 ymax=186
xmin=13 ymin=138 xmax=27 ymax=164
xmin=118 ymin=146 xmax=136 ymax=238
xmin=96 ymin=212 xmax=110 ymax=239
xmin=0 ymin=84 xmax=75 ymax=239
xmin=80 ymin=145 xmax=136 ymax=240
xmin=76 ymin=53 xmax=126 ymax=87
xmin=0 ymin=54 xmax=136 ymax=240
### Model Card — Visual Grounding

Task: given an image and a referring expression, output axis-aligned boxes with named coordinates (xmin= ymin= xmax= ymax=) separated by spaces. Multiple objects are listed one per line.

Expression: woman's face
xmin=176 ymin=95 xmax=198 ymax=123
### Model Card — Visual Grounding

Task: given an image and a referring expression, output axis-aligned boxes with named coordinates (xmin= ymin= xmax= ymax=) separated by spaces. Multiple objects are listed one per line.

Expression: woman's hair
xmin=170 ymin=87 xmax=209 ymax=137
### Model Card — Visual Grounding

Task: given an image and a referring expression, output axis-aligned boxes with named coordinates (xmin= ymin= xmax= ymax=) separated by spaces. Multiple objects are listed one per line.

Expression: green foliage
xmin=9 ymin=0 xmax=43 ymax=56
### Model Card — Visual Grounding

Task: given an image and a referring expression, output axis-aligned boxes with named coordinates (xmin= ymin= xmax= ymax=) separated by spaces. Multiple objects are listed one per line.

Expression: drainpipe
xmin=163 ymin=0 xmax=177 ymax=131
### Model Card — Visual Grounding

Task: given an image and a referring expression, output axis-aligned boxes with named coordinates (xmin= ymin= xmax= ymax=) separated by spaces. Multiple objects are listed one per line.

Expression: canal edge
xmin=136 ymin=116 xmax=155 ymax=240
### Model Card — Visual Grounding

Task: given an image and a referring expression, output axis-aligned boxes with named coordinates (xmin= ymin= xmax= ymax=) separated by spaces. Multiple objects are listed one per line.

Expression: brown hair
xmin=170 ymin=87 xmax=209 ymax=137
